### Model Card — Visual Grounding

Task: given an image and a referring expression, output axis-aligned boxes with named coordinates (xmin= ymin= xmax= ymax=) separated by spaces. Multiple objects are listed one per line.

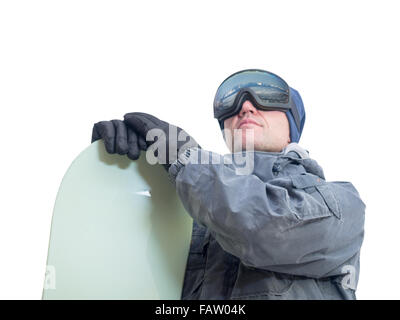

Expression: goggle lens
xmin=214 ymin=70 xmax=290 ymax=121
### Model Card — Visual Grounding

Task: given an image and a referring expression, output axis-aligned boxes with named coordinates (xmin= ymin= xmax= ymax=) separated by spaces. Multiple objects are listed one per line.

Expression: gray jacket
xmin=168 ymin=143 xmax=366 ymax=300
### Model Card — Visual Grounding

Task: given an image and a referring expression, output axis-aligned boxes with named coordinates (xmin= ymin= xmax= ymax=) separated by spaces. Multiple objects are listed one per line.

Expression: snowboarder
xmin=92 ymin=69 xmax=365 ymax=299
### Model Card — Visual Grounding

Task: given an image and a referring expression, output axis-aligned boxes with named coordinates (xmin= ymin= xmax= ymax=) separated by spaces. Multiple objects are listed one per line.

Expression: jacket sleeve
xmin=169 ymin=148 xmax=366 ymax=279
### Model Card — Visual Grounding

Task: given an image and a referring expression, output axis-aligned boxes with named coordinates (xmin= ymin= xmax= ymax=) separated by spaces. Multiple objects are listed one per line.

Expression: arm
xmin=169 ymin=148 xmax=366 ymax=279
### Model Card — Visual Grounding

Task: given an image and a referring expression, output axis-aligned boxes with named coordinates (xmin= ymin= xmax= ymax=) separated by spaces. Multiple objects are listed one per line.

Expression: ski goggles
xmin=213 ymin=69 xmax=301 ymax=130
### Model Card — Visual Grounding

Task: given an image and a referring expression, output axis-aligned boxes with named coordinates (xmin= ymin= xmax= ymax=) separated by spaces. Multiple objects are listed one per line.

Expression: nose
xmin=238 ymin=100 xmax=257 ymax=118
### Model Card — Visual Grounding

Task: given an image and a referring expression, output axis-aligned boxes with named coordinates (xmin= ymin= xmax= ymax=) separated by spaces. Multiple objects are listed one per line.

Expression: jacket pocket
xmin=290 ymin=173 xmax=341 ymax=220
xmin=230 ymin=264 xmax=294 ymax=299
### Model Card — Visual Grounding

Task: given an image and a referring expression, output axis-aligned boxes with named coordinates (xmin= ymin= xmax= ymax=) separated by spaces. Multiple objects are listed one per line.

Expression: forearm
xmin=169 ymin=148 xmax=365 ymax=278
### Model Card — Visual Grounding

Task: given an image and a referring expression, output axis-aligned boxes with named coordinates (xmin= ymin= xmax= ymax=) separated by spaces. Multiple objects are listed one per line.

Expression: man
xmin=91 ymin=69 xmax=365 ymax=299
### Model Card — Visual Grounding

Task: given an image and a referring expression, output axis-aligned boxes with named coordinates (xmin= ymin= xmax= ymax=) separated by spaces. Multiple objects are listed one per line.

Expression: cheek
xmin=224 ymin=118 xmax=234 ymax=130
xmin=223 ymin=119 xmax=229 ymax=128
xmin=277 ymin=114 xmax=290 ymax=130
xmin=271 ymin=117 xmax=290 ymax=140
xmin=263 ymin=112 xmax=289 ymax=130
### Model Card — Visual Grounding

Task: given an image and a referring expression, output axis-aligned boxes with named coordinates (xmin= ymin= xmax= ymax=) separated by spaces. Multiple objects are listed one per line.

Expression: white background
xmin=1 ymin=0 xmax=399 ymax=299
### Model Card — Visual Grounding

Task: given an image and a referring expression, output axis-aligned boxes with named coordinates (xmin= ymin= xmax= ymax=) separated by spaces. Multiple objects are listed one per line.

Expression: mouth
xmin=238 ymin=119 xmax=261 ymax=129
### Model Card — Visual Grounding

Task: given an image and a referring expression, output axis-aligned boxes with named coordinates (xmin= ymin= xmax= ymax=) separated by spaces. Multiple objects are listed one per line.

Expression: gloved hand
xmin=91 ymin=119 xmax=147 ymax=160
xmin=123 ymin=112 xmax=200 ymax=170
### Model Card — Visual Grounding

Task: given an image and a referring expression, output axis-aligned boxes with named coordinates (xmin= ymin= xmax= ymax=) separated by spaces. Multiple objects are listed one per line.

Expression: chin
xmin=241 ymin=132 xmax=258 ymax=149
xmin=231 ymin=138 xmax=258 ymax=152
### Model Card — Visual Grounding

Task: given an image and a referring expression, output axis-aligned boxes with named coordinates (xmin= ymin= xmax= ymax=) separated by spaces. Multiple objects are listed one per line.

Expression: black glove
xmin=91 ymin=119 xmax=147 ymax=160
xmin=123 ymin=112 xmax=200 ymax=170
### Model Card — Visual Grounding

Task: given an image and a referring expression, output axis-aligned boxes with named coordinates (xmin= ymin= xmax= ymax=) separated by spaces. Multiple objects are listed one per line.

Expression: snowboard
xmin=42 ymin=140 xmax=193 ymax=299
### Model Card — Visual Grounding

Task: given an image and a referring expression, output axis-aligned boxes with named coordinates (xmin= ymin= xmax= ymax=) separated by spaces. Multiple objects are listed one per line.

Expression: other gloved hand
xmin=91 ymin=119 xmax=147 ymax=160
xmin=123 ymin=112 xmax=200 ymax=170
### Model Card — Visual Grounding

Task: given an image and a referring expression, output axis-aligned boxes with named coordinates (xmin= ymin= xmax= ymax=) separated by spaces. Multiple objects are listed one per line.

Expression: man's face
xmin=223 ymin=100 xmax=291 ymax=152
